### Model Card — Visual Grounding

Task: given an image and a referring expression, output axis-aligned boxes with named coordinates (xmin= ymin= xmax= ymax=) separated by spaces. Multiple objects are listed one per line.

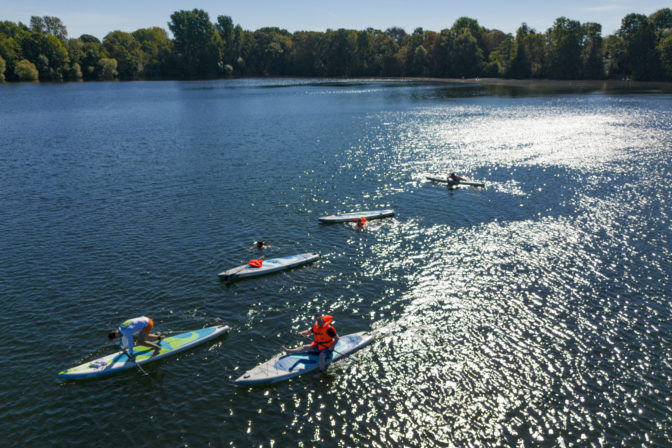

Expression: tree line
xmin=1 ymin=9 xmax=671 ymax=83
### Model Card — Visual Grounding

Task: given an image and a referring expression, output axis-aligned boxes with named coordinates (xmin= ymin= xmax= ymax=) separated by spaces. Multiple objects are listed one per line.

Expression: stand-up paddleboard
xmin=426 ymin=176 xmax=485 ymax=188
xmin=58 ymin=325 xmax=230 ymax=380
xmin=234 ymin=332 xmax=374 ymax=386
xmin=318 ymin=209 xmax=395 ymax=223
xmin=218 ymin=253 xmax=319 ymax=281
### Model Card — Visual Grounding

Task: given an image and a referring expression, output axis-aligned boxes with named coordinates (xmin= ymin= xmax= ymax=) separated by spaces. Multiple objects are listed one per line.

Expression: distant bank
xmin=400 ymin=77 xmax=672 ymax=92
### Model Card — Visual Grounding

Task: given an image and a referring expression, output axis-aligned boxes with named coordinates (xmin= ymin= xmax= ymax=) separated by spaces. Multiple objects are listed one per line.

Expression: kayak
xmin=318 ymin=209 xmax=395 ymax=223
xmin=234 ymin=332 xmax=374 ymax=386
xmin=426 ymin=176 xmax=485 ymax=187
xmin=218 ymin=253 xmax=319 ymax=281
xmin=58 ymin=325 xmax=230 ymax=380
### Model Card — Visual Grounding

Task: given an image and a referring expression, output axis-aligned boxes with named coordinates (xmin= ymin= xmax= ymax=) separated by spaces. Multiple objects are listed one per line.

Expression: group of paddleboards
xmin=59 ymin=318 xmax=375 ymax=385
xmin=217 ymin=208 xmax=395 ymax=281
xmin=59 ymin=173 xmax=482 ymax=384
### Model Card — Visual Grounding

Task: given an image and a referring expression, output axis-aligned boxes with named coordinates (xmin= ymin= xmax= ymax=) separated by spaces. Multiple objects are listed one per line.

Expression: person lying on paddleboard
xmin=108 ymin=316 xmax=163 ymax=361
xmin=448 ymin=172 xmax=466 ymax=183
xmin=281 ymin=315 xmax=339 ymax=374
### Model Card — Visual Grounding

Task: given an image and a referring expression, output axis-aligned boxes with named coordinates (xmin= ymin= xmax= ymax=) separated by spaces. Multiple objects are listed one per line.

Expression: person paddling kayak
xmin=282 ymin=315 xmax=339 ymax=374
xmin=448 ymin=172 xmax=466 ymax=183
xmin=108 ymin=316 xmax=163 ymax=361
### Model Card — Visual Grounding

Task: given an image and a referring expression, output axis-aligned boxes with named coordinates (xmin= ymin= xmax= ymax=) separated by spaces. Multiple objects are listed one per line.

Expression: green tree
xmin=603 ymin=35 xmax=627 ymax=79
xmin=80 ymin=34 xmax=100 ymax=44
xmin=452 ymin=29 xmax=483 ymax=77
xmin=508 ymin=24 xmax=532 ymax=78
xmin=325 ymin=29 xmax=356 ymax=76
xmin=486 ymin=35 xmax=514 ymax=77
xmin=14 ymin=58 xmax=39 ymax=81
xmin=480 ymin=29 xmax=508 ymax=58
xmin=103 ymin=31 xmax=142 ymax=79
xmin=132 ymin=27 xmax=173 ymax=79
xmin=547 ymin=17 xmax=583 ymax=79
xmin=582 ymin=23 xmax=604 ymax=79
xmin=0 ymin=34 xmax=21 ymax=81
xmin=67 ymin=35 xmax=109 ymax=80
xmin=250 ymin=27 xmax=293 ymax=75
xmin=19 ymin=32 xmax=70 ymax=81
xmin=67 ymin=62 xmax=82 ymax=81
xmin=0 ymin=55 xmax=5 ymax=82
xmin=411 ymin=45 xmax=428 ymax=76
xmin=658 ymin=34 xmax=672 ymax=80
xmin=216 ymin=15 xmax=237 ymax=67
xmin=430 ymin=29 xmax=453 ymax=76
xmin=430 ymin=22 xmax=483 ymax=78
xmin=353 ymin=30 xmax=374 ymax=76
xmin=30 ymin=16 xmax=67 ymax=40
xmin=97 ymin=57 xmax=118 ymax=80
xmin=169 ymin=9 xmax=220 ymax=79
xmin=291 ymin=31 xmax=326 ymax=76
xmin=619 ymin=13 xmax=660 ymax=80
xmin=649 ymin=8 xmax=672 ymax=36
xmin=384 ymin=27 xmax=407 ymax=45
xmin=0 ymin=20 xmax=29 ymax=37
xmin=372 ymin=30 xmax=400 ymax=76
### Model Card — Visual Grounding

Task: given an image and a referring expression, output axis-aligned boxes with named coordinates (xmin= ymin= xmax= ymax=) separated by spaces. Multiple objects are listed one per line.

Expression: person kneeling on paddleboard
xmin=108 ymin=316 xmax=163 ymax=361
xmin=281 ymin=315 xmax=339 ymax=374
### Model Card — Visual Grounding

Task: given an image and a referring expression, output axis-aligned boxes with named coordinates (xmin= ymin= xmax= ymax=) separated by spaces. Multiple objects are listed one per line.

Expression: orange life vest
xmin=357 ymin=217 xmax=367 ymax=226
xmin=249 ymin=259 xmax=263 ymax=268
xmin=311 ymin=315 xmax=336 ymax=350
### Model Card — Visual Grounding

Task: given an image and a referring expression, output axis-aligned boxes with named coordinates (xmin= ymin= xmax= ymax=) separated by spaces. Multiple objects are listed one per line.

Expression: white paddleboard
xmin=318 ymin=209 xmax=395 ymax=223
xmin=234 ymin=332 xmax=374 ymax=386
xmin=59 ymin=325 xmax=230 ymax=380
xmin=218 ymin=253 xmax=319 ymax=281
xmin=426 ymin=176 xmax=485 ymax=187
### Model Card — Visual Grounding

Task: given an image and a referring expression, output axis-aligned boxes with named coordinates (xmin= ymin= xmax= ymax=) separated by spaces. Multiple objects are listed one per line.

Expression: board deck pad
xmin=218 ymin=253 xmax=319 ymax=280
xmin=58 ymin=325 xmax=230 ymax=379
xmin=234 ymin=332 xmax=374 ymax=386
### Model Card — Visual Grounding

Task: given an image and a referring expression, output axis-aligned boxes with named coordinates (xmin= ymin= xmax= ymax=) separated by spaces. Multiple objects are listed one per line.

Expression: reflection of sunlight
xmin=265 ymin=91 xmax=671 ymax=445
xmin=339 ymin=173 xmax=670 ymax=443
xmin=353 ymin=103 xmax=668 ymax=184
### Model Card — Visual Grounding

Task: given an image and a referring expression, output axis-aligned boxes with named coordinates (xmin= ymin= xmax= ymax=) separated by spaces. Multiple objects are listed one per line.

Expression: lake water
xmin=1 ymin=79 xmax=671 ymax=446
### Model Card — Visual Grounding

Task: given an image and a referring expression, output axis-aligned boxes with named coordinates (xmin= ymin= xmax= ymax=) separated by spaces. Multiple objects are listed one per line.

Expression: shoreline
xmin=398 ymin=76 xmax=672 ymax=91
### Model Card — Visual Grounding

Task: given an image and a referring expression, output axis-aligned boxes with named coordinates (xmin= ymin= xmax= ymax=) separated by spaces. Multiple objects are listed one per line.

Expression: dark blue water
xmin=1 ymin=79 xmax=671 ymax=446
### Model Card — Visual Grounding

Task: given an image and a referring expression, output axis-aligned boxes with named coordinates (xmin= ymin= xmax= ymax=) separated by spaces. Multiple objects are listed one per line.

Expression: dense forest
xmin=1 ymin=8 xmax=671 ymax=83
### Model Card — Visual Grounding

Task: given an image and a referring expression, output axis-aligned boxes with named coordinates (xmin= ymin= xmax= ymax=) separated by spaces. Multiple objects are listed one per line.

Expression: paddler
xmin=448 ymin=172 xmax=466 ymax=183
xmin=282 ymin=315 xmax=339 ymax=374
xmin=249 ymin=240 xmax=271 ymax=250
xmin=108 ymin=316 xmax=163 ymax=361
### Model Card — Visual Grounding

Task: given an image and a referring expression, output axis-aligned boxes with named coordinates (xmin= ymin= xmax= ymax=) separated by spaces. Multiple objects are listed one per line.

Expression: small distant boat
xmin=318 ymin=209 xmax=395 ymax=223
xmin=426 ymin=176 xmax=485 ymax=188
xmin=218 ymin=253 xmax=319 ymax=281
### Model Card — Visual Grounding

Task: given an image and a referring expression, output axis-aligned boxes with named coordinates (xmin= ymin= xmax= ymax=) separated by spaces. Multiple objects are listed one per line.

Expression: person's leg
xmin=318 ymin=349 xmax=328 ymax=372
xmin=137 ymin=319 xmax=161 ymax=353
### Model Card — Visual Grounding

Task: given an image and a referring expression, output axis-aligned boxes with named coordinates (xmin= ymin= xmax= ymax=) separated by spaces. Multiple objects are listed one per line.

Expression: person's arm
xmin=281 ymin=344 xmax=310 ymax=354
xmin=143 ymin=340 xmax=162 ymax=352
xmin=298 ymin=328 xmax=312 ymax=338
xmin=328 ymin=328 xmax=339 ymax=352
